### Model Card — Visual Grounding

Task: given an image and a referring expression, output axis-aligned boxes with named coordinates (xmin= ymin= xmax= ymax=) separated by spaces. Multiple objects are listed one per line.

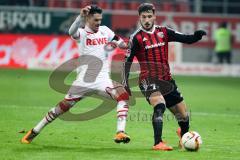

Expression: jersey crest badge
xmin=143 ymin=37 xmax=148 ymax=41
xmin=157 ymin=32 xmax=164 ymax=38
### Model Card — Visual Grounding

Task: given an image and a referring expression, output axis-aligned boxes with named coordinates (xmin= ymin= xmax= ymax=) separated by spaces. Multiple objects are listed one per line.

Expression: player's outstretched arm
xmin=110 ymin=35 xmax=129 ymax=50
xmin=167 ymin=27 xmax=207 ymax=44
xmin=68 ymin=6 xmax=91 ymax=38
xmin=122 ymin=55 xmax=133 ymax=96
xmin=122 ymin=37 xmax=138 ymax=96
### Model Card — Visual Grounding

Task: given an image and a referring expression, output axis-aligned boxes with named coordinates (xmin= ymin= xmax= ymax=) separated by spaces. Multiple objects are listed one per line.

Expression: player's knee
xmin=154 ymin=103 xmax=166 ymax=114
xmin=106 ymin=86 xmax=129 ymax=102
xmin=117 ymin=86 xmax=129 ymax=101
xmin=59 ymin=99 xmax=78 ymax=112
xmin=149 ymin=95 xmax=165 ymax=107
xmin=116 ymin=91 xmax=129 ymax=102
xmin=59 ymin=100 xmax=71 ymax=112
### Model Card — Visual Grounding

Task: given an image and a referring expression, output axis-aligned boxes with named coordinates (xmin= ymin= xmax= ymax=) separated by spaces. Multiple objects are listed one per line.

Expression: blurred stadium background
xmin=0 ymin=0 xmax=240 ymax=73
xmin=0 ymin=0 xmax=240 ymax=160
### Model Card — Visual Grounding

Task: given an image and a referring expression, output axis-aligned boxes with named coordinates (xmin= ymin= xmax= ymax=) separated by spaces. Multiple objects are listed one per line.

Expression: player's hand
xmin=118 ymin=41 xmax=129 ymax=50
xmin=80 ymin=6 xmax=91 ymax=17
xmin=194 ymin=30 xmax=207 ymax=40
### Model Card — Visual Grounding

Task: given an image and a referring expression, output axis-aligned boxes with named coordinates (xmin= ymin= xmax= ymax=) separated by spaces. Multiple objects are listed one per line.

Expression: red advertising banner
xmin=1 ymin=34 xmax=239 ymax=77
xmin=111 ymin=14 xmax=240 ymax=48
xmin=0 ymin=34 xmax=79 ymax=69
xmin=0 ymin=34 xmax=134 ymax=69
xmin=0 ymin=34 xmax=182 ymax=69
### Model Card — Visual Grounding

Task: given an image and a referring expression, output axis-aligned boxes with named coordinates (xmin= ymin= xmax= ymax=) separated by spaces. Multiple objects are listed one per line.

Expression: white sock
xmin=33 ymin=107 xmax=62 ymax=133
xmin=116 ymin=100 xmax=129 ymax=132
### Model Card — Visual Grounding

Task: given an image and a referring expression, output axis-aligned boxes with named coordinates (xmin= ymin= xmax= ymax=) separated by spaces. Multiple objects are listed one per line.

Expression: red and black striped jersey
xmin=123 ymin=25 xmax=201 ymax=84
xmin=128 ymin=25 xmax=172 ymax=81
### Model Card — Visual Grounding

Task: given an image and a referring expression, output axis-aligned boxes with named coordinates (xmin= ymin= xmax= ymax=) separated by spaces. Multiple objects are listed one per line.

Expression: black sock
xmin=178 ymin=116 xmax=189 ymax=137
xmin=152 ymin=103 xmax=166 ymax=146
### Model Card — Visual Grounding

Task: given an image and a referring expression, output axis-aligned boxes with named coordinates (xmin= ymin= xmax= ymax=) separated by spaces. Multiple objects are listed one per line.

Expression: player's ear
xmin=153 ymin=14 xmax=156 ymax=20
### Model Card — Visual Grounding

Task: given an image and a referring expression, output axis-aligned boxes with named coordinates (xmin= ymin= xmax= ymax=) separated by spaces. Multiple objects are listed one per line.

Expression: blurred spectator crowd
xmin=0 ymin=0 xmax=192 ymax=12
xmin=0 ymin=0 xmax=240 ymax=14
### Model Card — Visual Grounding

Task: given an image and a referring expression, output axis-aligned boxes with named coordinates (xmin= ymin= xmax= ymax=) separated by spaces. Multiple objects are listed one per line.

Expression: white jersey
xmin=65 ymin=25 xmax=117 ymax=100
xmin=74 ymin=25 xmax=115 ymax=80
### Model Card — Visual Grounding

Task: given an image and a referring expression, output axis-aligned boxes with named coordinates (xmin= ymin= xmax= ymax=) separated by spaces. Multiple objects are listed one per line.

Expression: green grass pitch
xmin=0 ymin=69 xmax=240 ymax=160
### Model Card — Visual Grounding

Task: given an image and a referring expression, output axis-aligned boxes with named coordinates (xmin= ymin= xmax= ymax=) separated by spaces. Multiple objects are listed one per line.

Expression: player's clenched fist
xmin=194 ymin=30 xmax=207 ymax=40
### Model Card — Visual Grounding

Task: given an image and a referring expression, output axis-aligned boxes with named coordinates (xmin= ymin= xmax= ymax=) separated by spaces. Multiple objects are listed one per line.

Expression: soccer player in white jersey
xmin=21 ymin=5 xmax=130 ymax=144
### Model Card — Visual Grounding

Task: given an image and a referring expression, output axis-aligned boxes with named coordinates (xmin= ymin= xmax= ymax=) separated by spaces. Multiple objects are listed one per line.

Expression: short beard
xmin=142 ymin=23 xmax=154 ymax=31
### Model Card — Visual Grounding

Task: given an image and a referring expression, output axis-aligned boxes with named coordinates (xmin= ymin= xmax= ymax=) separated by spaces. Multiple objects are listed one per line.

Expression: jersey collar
xmin=84 ymin=25 xmax=96 ymax=34
xmin=140 ymin=25 xmax=156 ymax=34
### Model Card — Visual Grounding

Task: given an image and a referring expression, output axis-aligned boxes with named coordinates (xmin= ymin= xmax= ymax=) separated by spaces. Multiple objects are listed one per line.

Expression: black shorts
xmin=216 ymin=51 xmax=231 ymax=64
xmin=139 ymin=78 xmax=183 ymax=108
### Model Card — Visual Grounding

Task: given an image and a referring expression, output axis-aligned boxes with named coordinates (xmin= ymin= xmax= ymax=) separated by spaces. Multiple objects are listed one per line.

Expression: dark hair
xmin=220 ymin=22 xmax=227 ymax=28
xmin=89 ymin=5 xmax=102 ymax=15
xmin=138 ymin=3 xmax=155 ymax=15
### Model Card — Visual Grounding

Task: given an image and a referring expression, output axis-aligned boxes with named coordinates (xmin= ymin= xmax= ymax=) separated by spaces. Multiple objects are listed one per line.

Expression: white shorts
xmin=64 ymin=76 xmax=114 ymax=101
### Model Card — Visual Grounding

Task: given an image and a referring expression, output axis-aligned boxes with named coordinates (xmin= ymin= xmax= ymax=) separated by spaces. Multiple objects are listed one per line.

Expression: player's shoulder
xmin=78 ymin=27 xmax=85 ymax=34
xmin=155 ymin=25 xmax=176 ymax=35
xmin=130 ymin=28 xmax=141 ymax=41
xmin=155 ymin=25 xmax=169 ymax=31
xmin=99 ymin=25 xmax=112 ymax=32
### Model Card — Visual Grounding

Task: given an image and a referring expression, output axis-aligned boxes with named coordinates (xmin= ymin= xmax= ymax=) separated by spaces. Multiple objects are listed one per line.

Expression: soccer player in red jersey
xmin=122 ymin=3 xmax=206 ymax=151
